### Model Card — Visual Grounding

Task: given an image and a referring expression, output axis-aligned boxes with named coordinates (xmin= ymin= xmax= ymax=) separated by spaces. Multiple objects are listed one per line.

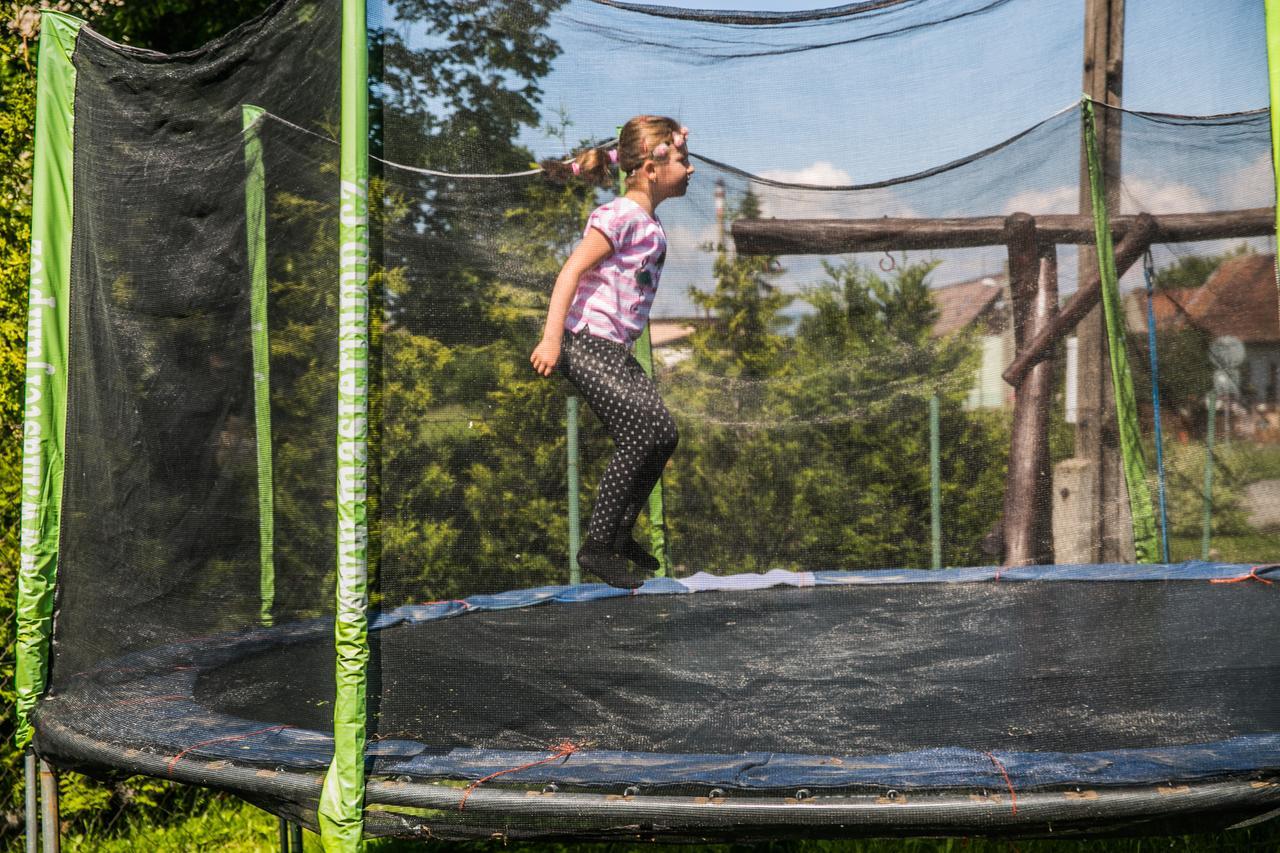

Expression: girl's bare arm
xmin=531 ymin=228 xmax=613 ymax=376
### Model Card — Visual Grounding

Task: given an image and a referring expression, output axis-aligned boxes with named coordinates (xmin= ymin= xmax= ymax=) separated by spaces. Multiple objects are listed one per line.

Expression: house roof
xmin=931 ymin=276 xmax=1006 ymax=337
xmin=1125 ymin=254 xmax=1280 ymax=343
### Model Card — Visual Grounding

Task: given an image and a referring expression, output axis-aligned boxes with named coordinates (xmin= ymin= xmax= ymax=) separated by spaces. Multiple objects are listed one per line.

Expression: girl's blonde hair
xmin=541 ymin=115 xmax=685 ymax=188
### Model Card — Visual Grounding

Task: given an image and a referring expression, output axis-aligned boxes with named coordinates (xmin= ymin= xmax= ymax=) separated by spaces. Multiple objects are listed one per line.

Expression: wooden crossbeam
xmin=730 ymin=208 xmax=1272 ymax=256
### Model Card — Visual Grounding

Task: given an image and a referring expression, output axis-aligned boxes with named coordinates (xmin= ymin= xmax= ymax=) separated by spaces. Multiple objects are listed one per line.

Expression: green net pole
xmin=1202 ymin=392 xmax=1217 ymax=561
xmin=15 ymin=11 xmax=82 ymax=750
xmin=618 ymin=126 xmax=671 ymax=576
xmin=319 ymin=0 xmax=370 ymax=849
xmin=242 ymin=105 xmax=275 ymax=628
xmin=1268 ymin=0 xmax=1280 ymax=291
xmin=632 ymin=325 xmax=671 ymax=575
xmin=567 ymin=396 xmax=581 ymax=584
xmin=1081 ymin=97 xmax=1158 ymax=563
xmin=929 ymin=395 xmax=942 ymax=569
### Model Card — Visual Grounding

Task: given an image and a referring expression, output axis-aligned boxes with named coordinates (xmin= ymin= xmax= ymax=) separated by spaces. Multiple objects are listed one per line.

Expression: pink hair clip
xmin=608 ymin=148 xmax=618 ymax=164
xmin=571 ymin=162 xmax=581 ymax=176
xmin=652 ymin=143 xmax=669 ymax=158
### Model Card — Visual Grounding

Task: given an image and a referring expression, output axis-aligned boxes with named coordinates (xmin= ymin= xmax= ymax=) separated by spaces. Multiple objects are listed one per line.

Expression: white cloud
xmin=1001 ymin=185 xmax=1079 ymax=216
xmin=1117 ymin=175 xmax=1213 ymax=215
xmin=758 ymin=161 xmax=854 ymax=187
xmin=749 ymin=161 xmax=921 ymax=220
xmin=1222 ymin=152 xmax=1274 ymax=211
xmin=1000 ymin=175 xmax=1218 ymax=218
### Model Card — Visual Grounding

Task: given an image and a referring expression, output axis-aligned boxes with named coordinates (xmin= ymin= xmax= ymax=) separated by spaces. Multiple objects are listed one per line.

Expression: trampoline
xmin=15 ymin=0 xmax=1280 ymax=847
xmin=32 ymin=565 xmax=1280 ymax=839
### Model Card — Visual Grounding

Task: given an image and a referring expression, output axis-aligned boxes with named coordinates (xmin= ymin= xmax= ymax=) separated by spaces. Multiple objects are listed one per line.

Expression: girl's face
xmin=657 ymin=145 xmax=695 ymax=200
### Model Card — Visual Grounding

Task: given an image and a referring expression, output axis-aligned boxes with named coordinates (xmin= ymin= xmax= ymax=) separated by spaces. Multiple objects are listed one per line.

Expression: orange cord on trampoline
xmin=983 ymin=751 xmax=1018 ymax=815
xmin=166 ymin=725 xmax=291 ymax=775
xmin=1210 ymin=565 xmax=1276 ymax=585
xmin=459 ymin=740 xmax=582 ymax=810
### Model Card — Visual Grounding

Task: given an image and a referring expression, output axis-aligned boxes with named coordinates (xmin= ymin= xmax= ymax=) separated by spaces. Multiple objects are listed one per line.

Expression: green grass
xmin=1167 ymin=531 xmax=1280 ymax=563
xmin=27 ymin=795 xmax=1280 ymax=853
xmin=48 ymin=794 xmax=278 ymax=852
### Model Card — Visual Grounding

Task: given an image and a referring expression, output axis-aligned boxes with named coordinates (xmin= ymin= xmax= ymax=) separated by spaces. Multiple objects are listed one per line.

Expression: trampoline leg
xmin=38 ymin=759 xmax=59 ymax=853
xmin=290 ymin=822 xmax=303 ymax=850
xmin=24 ymin=751 xmax=38 ymax=853
xmin=278 ymin=817 xmax=289 ymax=851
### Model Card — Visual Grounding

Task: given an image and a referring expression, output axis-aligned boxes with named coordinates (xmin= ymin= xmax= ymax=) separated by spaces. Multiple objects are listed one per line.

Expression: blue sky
xmin=380 ymin=0 xmax=1273 ymax=315
xmin=557 ymin=1 xmax=1270 ymax=313
xmin=522 ymin=0 xmax=1267 ymax=172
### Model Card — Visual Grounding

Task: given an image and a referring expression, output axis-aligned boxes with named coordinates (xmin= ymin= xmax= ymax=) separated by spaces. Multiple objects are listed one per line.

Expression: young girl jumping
xmin=532 ymin=115 xmax=694 ymax=589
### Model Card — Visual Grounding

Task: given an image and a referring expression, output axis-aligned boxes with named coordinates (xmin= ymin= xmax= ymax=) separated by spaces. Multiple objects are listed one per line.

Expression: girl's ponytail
xmin=541 ymin=115 xmax=683 ymax=187
xmin=541 ymin=145 xmax=617 ymax=188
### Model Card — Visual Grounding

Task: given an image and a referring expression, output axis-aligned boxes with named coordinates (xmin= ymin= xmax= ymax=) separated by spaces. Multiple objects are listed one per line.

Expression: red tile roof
xmin=1126 ymin=254 xmax=1280 ymax=343
xmin=931 ymin=277 xmax=1005 ymax=337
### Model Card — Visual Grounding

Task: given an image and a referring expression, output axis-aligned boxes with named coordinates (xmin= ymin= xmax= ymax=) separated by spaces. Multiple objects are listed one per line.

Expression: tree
xmin=664 ymin=230 xmax=1007 ymax=574
xmin=686 ymin=188 xmax=791 ymax=379
xmin=1151 ymin=242 xmax=1252 ymax=290
xmin=370 ymin=0 xmax=568 ymax=344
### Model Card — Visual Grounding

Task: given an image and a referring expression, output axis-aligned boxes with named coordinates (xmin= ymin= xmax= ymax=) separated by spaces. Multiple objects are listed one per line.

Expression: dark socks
xmin=617 ymin=537 xmax=660 ymax=574
xmin=577 ymin=541 xmax=644 ymax=589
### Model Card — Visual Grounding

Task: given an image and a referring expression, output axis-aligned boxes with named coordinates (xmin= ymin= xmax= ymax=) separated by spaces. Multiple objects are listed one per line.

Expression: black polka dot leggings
xmin=560 ymin=330 xmax=678 ymax=548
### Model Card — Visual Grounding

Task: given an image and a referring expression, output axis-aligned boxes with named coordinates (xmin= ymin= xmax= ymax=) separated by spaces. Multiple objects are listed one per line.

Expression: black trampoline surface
xmin=34 ymin=564 xmax=1280 ymax=798
xmin=199 ymin=580 xmax=1279 ymax=758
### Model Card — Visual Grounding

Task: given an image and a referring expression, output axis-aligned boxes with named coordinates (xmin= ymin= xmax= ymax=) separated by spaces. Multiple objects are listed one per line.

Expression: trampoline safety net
xmin=17 ymin=0 xmax=1280 ymax=844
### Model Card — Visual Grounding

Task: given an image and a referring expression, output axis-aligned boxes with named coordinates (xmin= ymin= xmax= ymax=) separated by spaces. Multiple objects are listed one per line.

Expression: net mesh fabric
xmin=44 ymin=0 xmax=342 ymax=802
xmin=31 ymin=0 xmax=1280 ymax=840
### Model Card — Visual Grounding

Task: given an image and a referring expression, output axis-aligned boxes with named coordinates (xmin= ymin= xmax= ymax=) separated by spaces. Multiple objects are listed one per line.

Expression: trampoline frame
xmin=13 ymin=0 xmax=1280 ymax=847
xmin=31 ymin=564 xmax=1280 ymax=839
xmin=34 ymin=706 xmax=1280 ymax=840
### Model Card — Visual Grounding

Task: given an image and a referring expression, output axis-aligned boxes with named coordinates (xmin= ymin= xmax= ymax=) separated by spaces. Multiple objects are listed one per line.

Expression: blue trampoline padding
xmin=34 ymin=561 xmax=1280 ymax=792
xmin=367 ymin=561 xmax=1277 ymax=632
xmin=375 ymin=735 xmax=1280 ymax=791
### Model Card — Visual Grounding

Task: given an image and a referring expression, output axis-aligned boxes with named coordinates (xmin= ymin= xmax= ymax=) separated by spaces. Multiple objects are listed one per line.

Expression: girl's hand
xmin=530 ymin=337 xmax=561 ymax=377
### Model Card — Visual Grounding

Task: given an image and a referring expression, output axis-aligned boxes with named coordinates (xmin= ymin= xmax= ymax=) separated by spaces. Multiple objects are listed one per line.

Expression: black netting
xmin=49 ymin=0 xmax=341 ymax=743
xmin=31 ymin=0 xmax=1280 ymax=841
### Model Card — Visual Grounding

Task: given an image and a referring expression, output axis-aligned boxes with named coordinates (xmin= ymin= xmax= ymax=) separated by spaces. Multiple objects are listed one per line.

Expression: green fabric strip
xmin=1267 ymin=0 xmax=1280 ymax=289
xmin=242 ymin=105 xmax=275 ymax=627
xmin=319 ymin=0 xmax=370 ymax=849
xmin=15 ymin=11 xmax=83 ymax=749
xmin=1081 ymin=98 xmax=1158 ymax=563
xmin=630 ymin=325 xmax=671 ymax=576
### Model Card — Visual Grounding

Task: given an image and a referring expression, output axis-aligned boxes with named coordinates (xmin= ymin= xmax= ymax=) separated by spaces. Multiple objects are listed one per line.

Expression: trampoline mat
xmin=196 ymin=579 xmax=1280 ymax=757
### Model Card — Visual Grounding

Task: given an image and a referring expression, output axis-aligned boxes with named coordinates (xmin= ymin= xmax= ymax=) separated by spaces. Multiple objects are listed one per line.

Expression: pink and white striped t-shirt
xmin=565 ymin=196 xmax=667 ymax=346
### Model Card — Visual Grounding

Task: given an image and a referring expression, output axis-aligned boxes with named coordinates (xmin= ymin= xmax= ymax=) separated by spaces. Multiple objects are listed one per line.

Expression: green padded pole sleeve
xmin=15 ymin=11 xmax=83 ymax=749
xmin=242 ymin=105 xmax=275 ymax=628
xmin=929 ymin=395 xmax=942 ymax=569
xmin=1081 ymin=98 xmax=1158 ymax=563
xmin=1268 ymin=0 xmax=1280 ymax=286
xmin=319 ymin=0 xmax=370 ymax=849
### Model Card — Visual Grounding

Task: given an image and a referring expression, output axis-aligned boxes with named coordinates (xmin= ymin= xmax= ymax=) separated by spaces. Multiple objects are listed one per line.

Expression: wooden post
xmin=1002 ymin=214 xmax=1058 ymax=566
xmin=1003 ymin=212 xmax=1158 ymax=387
xmin=1077 ymin=0 xmax=1127 ymax=562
